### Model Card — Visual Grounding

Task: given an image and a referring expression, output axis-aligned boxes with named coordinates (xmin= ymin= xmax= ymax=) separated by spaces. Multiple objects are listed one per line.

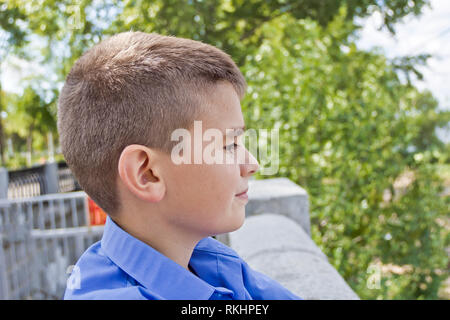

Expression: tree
xmin=1 ymin=0 xmax=431 ymax=77
xmin=240 ymin=10 xmax=448 ymax=299
xmin=1 ymin=0 xmax=432 ymax=167
xmin=4 ymin=85 xmax=57 ymax=166
xmin=0 ymin=3 xmax=28 ymax=166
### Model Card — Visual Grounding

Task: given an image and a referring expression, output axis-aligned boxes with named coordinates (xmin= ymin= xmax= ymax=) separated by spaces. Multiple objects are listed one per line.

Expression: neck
xmin=112 ymin=211 xmax=203 ymax=273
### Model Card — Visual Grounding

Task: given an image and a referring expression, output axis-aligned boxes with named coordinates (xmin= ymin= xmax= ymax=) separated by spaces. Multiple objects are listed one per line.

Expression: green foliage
xmin=3 ymin=85 xmax=57 ymax=168
xmin=1 ymin=0 xmax=448 ymax=299
xmin=241 ymin=12 xmax=448 ymax=299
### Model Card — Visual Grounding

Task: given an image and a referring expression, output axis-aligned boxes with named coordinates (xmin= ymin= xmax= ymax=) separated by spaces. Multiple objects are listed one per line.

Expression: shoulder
xmin=195 ymin=237 xmax=302 ymax=300
xmin=194 ymin=236 xmax=240 ymax=258
xmin=63 ymin=241 xmax=154 ymax=300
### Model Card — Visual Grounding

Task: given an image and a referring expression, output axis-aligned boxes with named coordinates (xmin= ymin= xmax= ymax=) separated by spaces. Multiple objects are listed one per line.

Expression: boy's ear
xmin=118 ymin=144 xmax=166 ymax=203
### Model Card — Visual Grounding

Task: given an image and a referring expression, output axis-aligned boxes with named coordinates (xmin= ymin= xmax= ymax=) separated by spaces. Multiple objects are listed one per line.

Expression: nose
xmin=241 ymin=148 xmax=259 ymax=177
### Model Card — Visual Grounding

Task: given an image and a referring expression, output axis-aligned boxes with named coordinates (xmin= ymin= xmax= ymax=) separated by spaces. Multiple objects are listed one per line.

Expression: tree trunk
xmin=26 ymin=123 xmax=34 ymax=167
xmin=0 ymin=76 xmax=5 ymax=167
xmin=0 ymin=116 xmax=5 ymax=167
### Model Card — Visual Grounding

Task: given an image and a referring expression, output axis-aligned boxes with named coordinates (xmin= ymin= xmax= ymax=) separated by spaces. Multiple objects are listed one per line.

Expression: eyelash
xmin=224 ymin=143 xmax=239 ymax=152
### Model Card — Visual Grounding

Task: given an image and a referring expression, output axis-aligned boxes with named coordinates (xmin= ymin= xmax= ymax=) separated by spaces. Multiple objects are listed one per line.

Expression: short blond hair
xmin=57 ymin=31 xmax=247 ymax=216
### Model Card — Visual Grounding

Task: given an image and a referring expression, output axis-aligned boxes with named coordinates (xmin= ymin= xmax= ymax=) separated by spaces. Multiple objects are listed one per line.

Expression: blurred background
xmin=0 ymin=0 xmax=448 ymax=299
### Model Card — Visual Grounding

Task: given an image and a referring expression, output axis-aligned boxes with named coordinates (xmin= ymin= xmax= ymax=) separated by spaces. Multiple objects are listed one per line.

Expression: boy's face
xmin=160 ymin=81 xmax=259 ymax=237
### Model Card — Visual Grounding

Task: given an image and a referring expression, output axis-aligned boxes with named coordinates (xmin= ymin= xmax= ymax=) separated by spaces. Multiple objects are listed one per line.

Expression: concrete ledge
xmin=245 ymin=178 xmax=310 ymax=235
xmin=228 ymin=213 xmax=359 ymax=300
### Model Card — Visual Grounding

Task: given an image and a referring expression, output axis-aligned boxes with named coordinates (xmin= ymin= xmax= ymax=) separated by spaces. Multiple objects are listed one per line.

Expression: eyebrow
xmin=225 ymin=126 xmax=246 ymax=137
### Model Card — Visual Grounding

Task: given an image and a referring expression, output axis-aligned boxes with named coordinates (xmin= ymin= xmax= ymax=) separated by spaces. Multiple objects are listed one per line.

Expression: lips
xmin=236 ymin=188 xmax=248 ymax=196
xmin=235 ymin=188 xmax=249 ymax=197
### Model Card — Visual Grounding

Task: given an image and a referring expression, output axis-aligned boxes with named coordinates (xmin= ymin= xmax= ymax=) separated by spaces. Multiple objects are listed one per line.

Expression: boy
xmin=59 ymin=31 xmax=301 ymax=300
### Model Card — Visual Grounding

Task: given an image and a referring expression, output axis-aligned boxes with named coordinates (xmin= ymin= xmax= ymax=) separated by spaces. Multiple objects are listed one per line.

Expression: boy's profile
xmin=58 ymin=31 xmax=301 ymax=300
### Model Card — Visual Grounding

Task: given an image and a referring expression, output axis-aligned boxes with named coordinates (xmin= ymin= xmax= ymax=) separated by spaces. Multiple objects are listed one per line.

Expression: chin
xmin=208 ymin=206 xmax=246 ymax=237
xmin=227 ymin=207 xmax=246 ymax=232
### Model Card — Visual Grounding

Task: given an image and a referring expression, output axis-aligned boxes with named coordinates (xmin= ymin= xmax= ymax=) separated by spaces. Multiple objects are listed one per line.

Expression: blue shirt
xmin=64 ymin=216 xmax=302 ymax=300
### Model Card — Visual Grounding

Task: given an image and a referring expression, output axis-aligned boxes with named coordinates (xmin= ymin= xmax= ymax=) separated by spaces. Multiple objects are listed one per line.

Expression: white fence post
xmin=43 ymin=162 xmax=59 ymax=194
xmin=0 ymin=221 xmax=10 ymax=299
xmin=0 ymin=167 xmax=7 ymax=199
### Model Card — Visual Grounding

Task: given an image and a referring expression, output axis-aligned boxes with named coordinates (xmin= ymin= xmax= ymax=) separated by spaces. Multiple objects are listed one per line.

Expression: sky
xmin=1 ymin=0 xmax=449 ymax=142
xmin=356 ymin=0 xmax=450 ymax=142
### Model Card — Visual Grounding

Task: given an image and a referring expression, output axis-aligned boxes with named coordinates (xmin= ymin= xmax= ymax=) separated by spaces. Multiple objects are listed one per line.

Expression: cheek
xmin=167 ymin=163 xmax=238 ymax=209
xmin=194 ymin=164 xmax=238 ymax=204
xmin=165 ymin=163 xmax=244 ymax=235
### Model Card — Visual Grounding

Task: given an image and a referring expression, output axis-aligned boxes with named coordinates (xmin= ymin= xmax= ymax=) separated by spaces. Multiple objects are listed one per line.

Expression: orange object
xmin=87 ymin=197 xmax=107 ymax=225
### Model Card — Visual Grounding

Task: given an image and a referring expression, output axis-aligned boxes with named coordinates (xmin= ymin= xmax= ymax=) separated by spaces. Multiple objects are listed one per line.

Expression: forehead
xmin=198 ymin=81 xmax=245 ymax=133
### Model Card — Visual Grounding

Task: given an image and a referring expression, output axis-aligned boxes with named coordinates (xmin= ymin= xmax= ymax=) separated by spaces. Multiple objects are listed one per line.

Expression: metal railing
xmin=5 ymin=161 xmax=81 ymax=200
xmin=0 ymin=191 xmax=103 ymax=300
xmin=57 ymin=162 xmax=81 ymax=194
xmin=7 ymin=167 xmax=46 ymax=199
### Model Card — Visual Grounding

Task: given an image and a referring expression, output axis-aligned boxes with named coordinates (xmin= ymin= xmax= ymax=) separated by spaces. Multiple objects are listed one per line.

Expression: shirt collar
xmin=101 ymin=216 xmax=219 ymax=300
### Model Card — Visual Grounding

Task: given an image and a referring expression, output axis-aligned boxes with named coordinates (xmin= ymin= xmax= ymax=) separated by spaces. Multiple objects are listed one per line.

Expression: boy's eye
xmin=224 ymin=143 xmax=238 ymax=152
